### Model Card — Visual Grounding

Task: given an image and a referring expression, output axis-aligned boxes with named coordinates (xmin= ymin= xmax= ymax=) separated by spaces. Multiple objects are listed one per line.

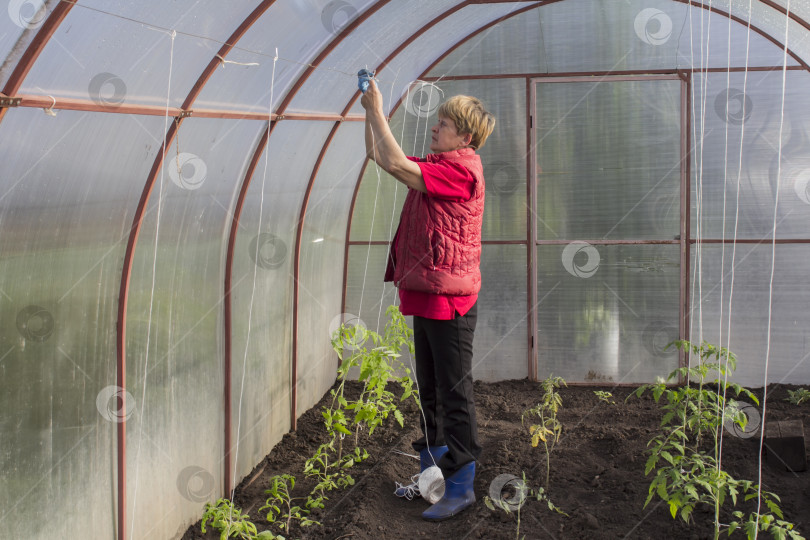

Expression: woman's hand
xmin=360 ymin=79 xmax=383 ymax=113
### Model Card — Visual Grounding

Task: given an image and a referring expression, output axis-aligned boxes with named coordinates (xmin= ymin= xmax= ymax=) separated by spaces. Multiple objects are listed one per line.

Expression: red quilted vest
xmin=384 ymin=148 xmax=485 ymax=296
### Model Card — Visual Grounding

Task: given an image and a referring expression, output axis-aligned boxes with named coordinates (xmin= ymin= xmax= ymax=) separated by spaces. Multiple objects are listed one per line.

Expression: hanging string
xmin=717 ymin=0 xmax=755 ymax=482
xmin=129 ymin=28 xmax=177 ymax=540
xmin=754 ymin=2 xmax=791 ymax=534
xmin=231 ymin=48 xmax=279 ymax=502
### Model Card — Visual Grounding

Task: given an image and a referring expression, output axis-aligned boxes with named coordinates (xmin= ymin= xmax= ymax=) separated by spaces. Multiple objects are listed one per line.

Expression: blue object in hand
xmin=358 ymin=68 xmax=374 ymax=93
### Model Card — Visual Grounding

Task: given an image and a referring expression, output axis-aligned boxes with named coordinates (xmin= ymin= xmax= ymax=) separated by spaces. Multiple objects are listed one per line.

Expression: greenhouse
xmin=1 ymin=0 xmax=808 ymax=538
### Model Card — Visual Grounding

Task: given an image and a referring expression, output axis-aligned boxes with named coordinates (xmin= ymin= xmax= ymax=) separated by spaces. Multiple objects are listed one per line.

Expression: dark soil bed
xmin=183 ymin=380 xmax=809 ymax=539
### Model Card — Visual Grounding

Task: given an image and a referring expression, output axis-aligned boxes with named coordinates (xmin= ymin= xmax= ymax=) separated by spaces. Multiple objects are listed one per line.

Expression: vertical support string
xmin=231 ymin=48 xmax=279 ymax=501
xmin=755 ymin=2 xmax=791 ymax=533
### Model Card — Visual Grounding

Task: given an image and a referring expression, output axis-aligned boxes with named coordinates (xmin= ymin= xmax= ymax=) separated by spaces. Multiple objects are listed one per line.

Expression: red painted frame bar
xmin=223 ymin=124 xmax=274 ymax=496
xmin=527 ymin=76 xmax=538 ymax=381
xmin=690 ymin=238 xmax=810 ymax=243
xmin=291 ymin=122 xmax=341 ymax=430
xmin=116 ymin=118 xmax=179 ymax=540
xmin=680 ymin=72 xmax=691 ymax=378
xmin=422 ymin=65 xmax=808 ymax=81
xmin=0 ymin=1 xmax=73 ymax=124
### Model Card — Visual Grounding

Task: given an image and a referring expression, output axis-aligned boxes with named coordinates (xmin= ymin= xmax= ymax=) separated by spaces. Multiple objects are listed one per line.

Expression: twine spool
xmin=418 ymin=466 xmax=445 ymax=504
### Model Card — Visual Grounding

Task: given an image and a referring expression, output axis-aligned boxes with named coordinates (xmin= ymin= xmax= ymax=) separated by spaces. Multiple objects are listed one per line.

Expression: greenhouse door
xmin=531 ymin=76 xmax=686 ymax=384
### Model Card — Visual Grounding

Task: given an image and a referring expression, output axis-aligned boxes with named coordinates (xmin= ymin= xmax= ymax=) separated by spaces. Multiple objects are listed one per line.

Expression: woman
xmin=360 ymin=78 xmax=495 ymax=521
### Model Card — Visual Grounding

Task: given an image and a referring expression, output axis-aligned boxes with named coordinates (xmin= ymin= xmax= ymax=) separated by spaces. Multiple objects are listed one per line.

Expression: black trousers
xmin=411 ymin=302 xmax=482 ymax=478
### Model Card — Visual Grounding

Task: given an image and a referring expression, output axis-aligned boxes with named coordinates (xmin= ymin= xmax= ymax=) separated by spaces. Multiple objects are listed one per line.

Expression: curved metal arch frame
xmin=0 ymin=1 xmax=808 ymax=539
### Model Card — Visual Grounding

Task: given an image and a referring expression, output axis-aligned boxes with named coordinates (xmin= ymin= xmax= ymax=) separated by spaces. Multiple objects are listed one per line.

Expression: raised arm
xmin=361 ymin=80 xmax=426 ymax=193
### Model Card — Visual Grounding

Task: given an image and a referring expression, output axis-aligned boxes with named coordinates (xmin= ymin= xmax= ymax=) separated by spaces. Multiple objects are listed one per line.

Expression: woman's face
xmin=429 ymin=116 xmax=470 ymax=153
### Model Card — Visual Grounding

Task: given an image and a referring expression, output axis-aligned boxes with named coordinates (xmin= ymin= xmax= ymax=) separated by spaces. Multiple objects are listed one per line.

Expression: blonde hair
xmin=437 ymin=95 xmax=496 ymax=150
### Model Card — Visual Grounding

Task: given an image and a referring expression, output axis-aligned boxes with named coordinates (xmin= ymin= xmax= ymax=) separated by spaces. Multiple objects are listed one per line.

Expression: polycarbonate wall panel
xmin=440 ymin=79 xmax=527 ymax=241
xmin=195 ymin=0 xmax=375 ymax=112
xmin=764 ymin=0 xmax=810 ymax=27
xmin=297 ymin=122 xmax=366 ymax=415
xmin=124 ymin=117 xmax=260 ymax=539
xmin=690 ymin=70 xmax=810 ymax=239
xmin=346 ymin=2 xmax=533 ymax=117
xmin=689 ymin=244 xmax=810 ymax=386
xmin=19 ymin=2 xmax=251 ymax=107
xmin=230 ymin=121 xmax=333 ymax=484
xmin=531 ymin=0 xmax=796 ymax=74
xmin=474 ymin=244 xmax=528 ymax=381
xmin=706 ymin=0 xmax=810 ymax=65
xmin=345 ymin=244 xmax=399 ymax=335
xmin=286 ymin=0 xmax=458 ymax=115
xmin=428 ymin=9 xmax=546 ymax=77
xmin=0 ymin=2 xmax=36 ymax=89
xmin=352 ymin=78 xmax=526 ymax=242
xmin=0 ymin=109 xmax=165 ymax=540
xmin=536 ymin=78 xmax=682 ymax=241
xmin=536 ymin=244 xmax=681 ymax=384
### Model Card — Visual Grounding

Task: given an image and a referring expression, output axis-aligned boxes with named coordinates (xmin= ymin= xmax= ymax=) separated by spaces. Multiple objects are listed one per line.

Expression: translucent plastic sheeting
xmin=703 ymin=0 xmax=810 ymax=66
xmin=530 ymin=0 xmax=798 ymax=74
xmin=0 ymin=0 xmax=43 ymax=89
xmin=535 ymin=78 xmax=682 ymax=241
xmin=690 ymin=70 xmax=810 ymax=240
xmin=763 ymin=0 xmax=810 ymax=29
xmin=124 ymin=117 xmax=262 ymax=539
xmin=346 ymin=2 xmax=534 ymax=117
xmin=285 ymin=0 xmax=459 ymax=115
xmin=474 ymin=244 xmax=528 ymax=382
xmin=229 ymin=120 xmax=334 ymax=484
xmin=0 ymin=108 xmax=167 ymax=540
xmin=536 ymin=244 xmax=681 ymax=384
xmin=688 ymin=244 xmax=810 ymax=387
xmin=439 ymin=79 xmax=527 ymax=241
xmin=352 ymin=78 xmax=526 ymax=241
xmin=345 ymin=244 xmax=399 ymax=335
xmin=428 ymin=8 xmax=548 ymax=77
xmin=195 ymin=0 xmax=375 ymax=112
xmin=297 ymin=122 xmax=366 ymax=416
xmin=18 ymin=1 xmax=253 ymax=107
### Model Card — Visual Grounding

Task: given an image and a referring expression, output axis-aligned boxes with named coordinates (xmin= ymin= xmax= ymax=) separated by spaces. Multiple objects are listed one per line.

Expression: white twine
xmin=754 ymin=2 xmax=791 ymax=533
xmin=231 ymin=48 xmax=279 ymax=500
xmin=129 ymin=28 xmax=176 ymax=540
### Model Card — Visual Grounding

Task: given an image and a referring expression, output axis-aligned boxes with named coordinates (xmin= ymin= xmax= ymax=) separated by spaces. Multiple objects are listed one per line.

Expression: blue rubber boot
xmin=394 ymin=446 xmax=448 ymax=498
xmin=421 ymin=461 xmax=476 ymax=521
xmin=419 ymin=445 xmax=449 ymax=472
